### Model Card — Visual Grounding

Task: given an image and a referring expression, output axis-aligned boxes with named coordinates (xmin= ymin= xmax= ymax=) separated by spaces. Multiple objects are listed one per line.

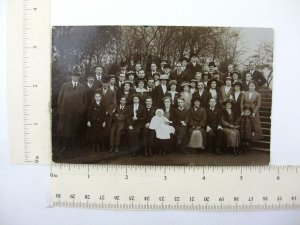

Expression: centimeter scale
xmin=50 ymin=164 xmax=300 ymax=211
xmin=7 ymin=0 xmax=300 ymax=211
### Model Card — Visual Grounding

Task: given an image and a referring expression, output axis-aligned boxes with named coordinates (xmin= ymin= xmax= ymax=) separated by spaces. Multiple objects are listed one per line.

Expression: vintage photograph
xmin=51 ymin=26 xmax=273 ymax=165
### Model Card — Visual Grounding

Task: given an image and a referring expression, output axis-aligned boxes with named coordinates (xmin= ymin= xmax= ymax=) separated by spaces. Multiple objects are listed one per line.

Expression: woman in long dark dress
xmin=221 ymin=99 xmax=240 ymax=155
xmin=240 ymin=81 xmax=263 ymax=140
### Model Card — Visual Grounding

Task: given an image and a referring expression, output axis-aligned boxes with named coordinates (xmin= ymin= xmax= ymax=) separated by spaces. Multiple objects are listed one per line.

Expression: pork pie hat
xmin=232 ymin=81 xmax=243 ymax=91
xmin=222 ymin=98 xmax=235 ymax=106
xmin=159 ymin=74 xmax=170 ymax=80
xmin=190 ymin=52 xmax=198 ymax=58
xmin=122 ymin=80 xmax=134 ymax=86
xmin=225 ymin=76 xmax=233 ymax=82
xmin=242 ymin=105 xmax=253 ymax=113
xmin=101 ymin=75 xmax=110 ymax=83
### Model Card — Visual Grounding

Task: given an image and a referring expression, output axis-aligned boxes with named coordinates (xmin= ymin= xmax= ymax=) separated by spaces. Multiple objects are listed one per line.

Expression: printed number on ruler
xmin=50 ymin=165 xmax=300 ymax=211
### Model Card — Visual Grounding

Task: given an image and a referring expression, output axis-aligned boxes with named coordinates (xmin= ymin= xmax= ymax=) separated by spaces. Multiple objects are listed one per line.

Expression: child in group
xmin=86 ymin=92 xmax=106 ymax=153
xmin=235 ymin=106 xmax=255 ymax=154
xmin=149 ymin=109 xmax=175 ymax=156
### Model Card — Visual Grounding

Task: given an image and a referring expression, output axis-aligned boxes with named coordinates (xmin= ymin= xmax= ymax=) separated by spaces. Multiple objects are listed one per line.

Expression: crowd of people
xmin=55 ymin=53 xmax=267 ymax=157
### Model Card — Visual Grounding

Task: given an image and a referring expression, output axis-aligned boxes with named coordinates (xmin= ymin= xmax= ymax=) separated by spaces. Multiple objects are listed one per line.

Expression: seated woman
xmin=186 ymin=97 xmax=207 ymax=152
xmin=221 ymin=99 xmax=240 ymax=155
xmin=240 ymin=80 xmax=263 ymax=140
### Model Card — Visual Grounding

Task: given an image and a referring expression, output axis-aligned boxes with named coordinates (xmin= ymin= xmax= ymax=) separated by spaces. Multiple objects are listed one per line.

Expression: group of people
xmin=56 ymin=54 xmax=267 ymax=157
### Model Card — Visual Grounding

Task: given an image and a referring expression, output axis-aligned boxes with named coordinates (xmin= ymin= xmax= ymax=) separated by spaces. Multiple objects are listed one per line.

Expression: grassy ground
xmin=52 ymin=146 xmax=270 ymax=166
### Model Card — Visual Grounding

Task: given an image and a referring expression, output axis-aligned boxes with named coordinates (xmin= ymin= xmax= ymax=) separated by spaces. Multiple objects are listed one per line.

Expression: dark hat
xmin=120 ymin=61 xmax=127 ymax=67
xmin=212 ymin=70 xmax=219 ymax=75
xmin=162 ymin=95 xmax=172 ymax=102
xmin=161 ymin=57 xmax=168 ymax=63
xmin=222 ymin=98 xmax=235 ymax=106
xmin=93 ymin=65 xmax=104 ymax=70
xmin=232 ymin=71 xmax=242 ymax=79
xmin=159 ymin=75 xmax=170 ymax=80
xmin=192 ymin=96 xmax=201 ymax=102
xmin=101 ymin=75 xmax=110 ymax=83
xmin=243 ymin=105 xmax=253 ymax=113
xmin=190 ymin=79 xmax=197 ymax=83
xmin=207 ymin=78 xmax=220 ymax=88
xmin=122 ymin=80 xmax=133 ymax=86
xmin=208 ymin=61 xmax=216 ymax=67
xmin=131 ymin=93 xmax=141 ymax=101
xmin=181 ymin=56 xmax=189 ymax=62
xmin=126 ymin=70 xmax=135 ymax=76
xmin=181 ymin=81 xmax=191 ymax=87
xmin=232 ymin=81 xmax=243 ymax=90
xmin=108 ymin=74 xmax=117 ymax=79
xmin=164 ymin=63 xmax=171 ymax=69
xmin=169 ymin=80 xmax=177 ymax=86
xmin=190 ymin=52 xmax=198 ymax=58
xmin=147 ymin=76 xmax=155 ymax=81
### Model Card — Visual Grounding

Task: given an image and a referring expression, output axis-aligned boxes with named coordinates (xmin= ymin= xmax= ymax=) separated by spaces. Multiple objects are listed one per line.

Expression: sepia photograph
xmin=51 ymin=26 xmax=273 ymax=165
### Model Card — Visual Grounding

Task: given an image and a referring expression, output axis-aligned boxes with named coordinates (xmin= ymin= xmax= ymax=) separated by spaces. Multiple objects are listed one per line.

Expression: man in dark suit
xmin=142 ymin=97 xmax=156 ymax=156
xmin=93 ymin=65 xmax=105 ymax=88
xmin=192 ymin=81 xmax=210 ymax=108
xmin=170 ymin=62 xmax=189 ymax=88
xmin=95 ymin=76 xmax=117 ymax=149
xmin=117 ymin=73 xmax=126 ymax=88
xmin=109 ymin=96 xmax=128 ymax=153
xmin=57 ymin=73 xmax=88 ymax=152
xmin=205 ymin=98 xmax=224 ymax=155
xmin=127 ymin=95 xmax=146 ymax=157
xmin=153 ymin=75 xmax=169 ymax=108
xmin=84 ymin=75 xmax=98 ymax=105
xmin=187 ymin=53 xmax=202 ymax=78
xmin=244 ymin=61 xmax=267 ymax=87
xmin=173 ymin=97 xmax=189 ymax=153
xmin=147 ymin=62 xmax=158 ymax=78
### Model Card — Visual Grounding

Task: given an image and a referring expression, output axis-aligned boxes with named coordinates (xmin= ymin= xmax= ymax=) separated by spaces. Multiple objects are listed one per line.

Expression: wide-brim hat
xmin=181 ymin=81 xmax=191 ymax=87
xmin=208 ymin=61 xmax=216 ymax=67
xmin=159 ymin=75 xmax=170 ymax=80
xmin=222 ymin=98 xmax=235 ymax=106
xmin=122 ymin=80 xmax=134 ymax=86
xmin=232 ymin=81 xmax=243 ymax=90
xmin=108 ymin=74 xmax=117 ymax=79
xmin=169 ymin=80 xmax=177 ymax=86
xmin=126 ymin=71 xmax=136 ymax=76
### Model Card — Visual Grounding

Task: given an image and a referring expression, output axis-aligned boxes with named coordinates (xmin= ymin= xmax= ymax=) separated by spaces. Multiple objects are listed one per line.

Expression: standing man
xmin=95 ymin=76 xmax=117 ymax=150
xmin=117 ymin=73 xmax=126 ymax=88
xmin=170 ymin=62 xmax=187 ymax=88
xmin=244 ymin=61 xmax=267 ymax=87
xmin=206 ymin=98 xmax=224 ymax=155
xmin=57 ymin=72 xmax=87 ymax=152
xmin=84 ymin=75 xmax=97 ymax=105
xmin=143 ymin=97 xmax=156 ymax=156
xmin=109 ymin=96 xmax=128 ymax=153
xmin=127 ymin=95 xmax=146 ymax=157
xmin=153 ymin=75 xmax=169 ymax=108
xmin=187 ymin=53 xmax=202 ymax=79
xmin=147 ymin=62 xmax=158 ymax=78
xmin=93 ymin=65 xmax=104 ymax=88
xmin=174 ymin=97 xmax=189 ymax=153
xmin=192 ymin=81 xmax=210 ymax=108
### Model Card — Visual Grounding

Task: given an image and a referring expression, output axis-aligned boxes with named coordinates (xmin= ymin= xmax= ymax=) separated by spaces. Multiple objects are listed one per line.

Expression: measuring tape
xmin=50 ymin=164 xmax=300 ymax=210
xmin=7 ymin=0 xmax=51 ymax=164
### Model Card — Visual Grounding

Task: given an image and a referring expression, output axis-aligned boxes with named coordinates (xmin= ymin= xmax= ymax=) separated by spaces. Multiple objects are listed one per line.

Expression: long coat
xmin=153 ymin=85 xmax=168 ymax=108
xmin=231 ymin=91 xmax=244 ymax=117
xmin=57 ymin=81 xmax=87 ymax=137
xmin=86 ymin=101 xmax=106 ymax=142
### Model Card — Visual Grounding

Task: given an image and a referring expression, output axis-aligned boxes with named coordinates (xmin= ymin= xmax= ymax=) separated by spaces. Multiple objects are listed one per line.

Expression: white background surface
xmin=1 ymin=0 xmax=300 ymax=224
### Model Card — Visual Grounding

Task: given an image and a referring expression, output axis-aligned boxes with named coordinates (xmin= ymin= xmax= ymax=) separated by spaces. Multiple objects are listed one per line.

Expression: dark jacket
xmin=126 ymin=104 xmax=146 ymax=128
xmin=244 ymin=70 xmax=266 ymax=87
